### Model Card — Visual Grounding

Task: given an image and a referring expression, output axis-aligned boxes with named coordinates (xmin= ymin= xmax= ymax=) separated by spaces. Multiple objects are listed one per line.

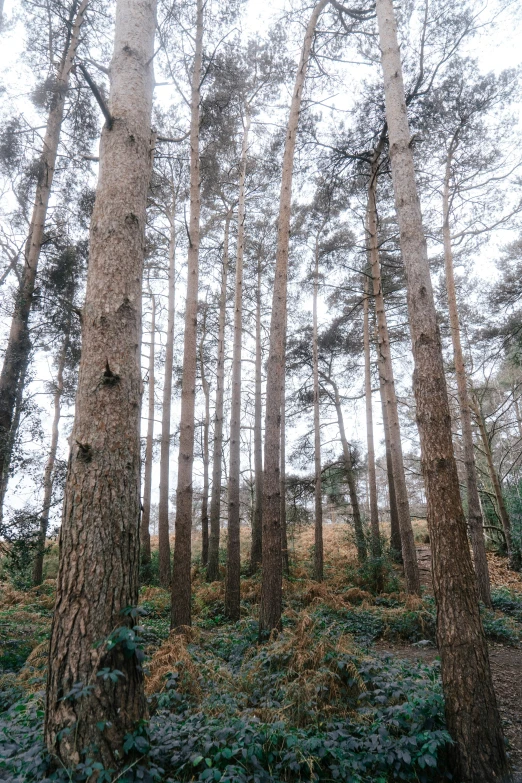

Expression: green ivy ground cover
xmin=0 ymin=583 xmax=520 ymax=781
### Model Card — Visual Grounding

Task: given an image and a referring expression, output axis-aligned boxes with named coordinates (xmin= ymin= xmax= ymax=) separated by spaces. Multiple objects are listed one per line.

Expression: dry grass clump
xmin=0 ymin=579 xmax=56 ymax=611
xmin=145 ymin=628 xmax=202 ymax=697
xmin=0 ymin=582 xmax=28 ymax=608
xmin=192 ymin=579 xmax=225 ymax=617
xmin=487 ymin=553 xmax=522 ymax=591
xmin=140 ymin=586 xmax=170 ymax=614
xmin=28 ymin=579 xmax=57 ymax=609
xmin=16 ymin=641 xmax=48 ymax=693
xmin=241 ymin=611 xmax=364 ymax=726
xmin=290 ymin=525 xmax=359 ymax=583
xmin=283 ymin=580 xmax=377 ymax=615
xmin=195 ymin=580 xmax=224 ymax=604
xmin=301 ymin=582 xmax=346 ymax=611
xmin=240 ymin=578 xmax=261 ymax=604
xmin=343 ymin=587 xmax=375 ymax=605
xmin=146 ymin=626 xmax=234 ymax=706
xmin=4 ymin=608 xmax=46 ymax=624
xmin=382 ymin=591 xmax=409 ymax=604
xmin=288 ymin=564 xmax=310 ymax=581
xmin=403 ymin=594 xmax=425 ymax=611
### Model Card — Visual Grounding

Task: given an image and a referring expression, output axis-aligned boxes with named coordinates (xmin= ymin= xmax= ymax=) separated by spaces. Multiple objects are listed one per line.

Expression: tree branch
xmin=78 ymin=63 xmax=113 ymax=130
xmin=156 ymin=131 xmax=190 ymax=143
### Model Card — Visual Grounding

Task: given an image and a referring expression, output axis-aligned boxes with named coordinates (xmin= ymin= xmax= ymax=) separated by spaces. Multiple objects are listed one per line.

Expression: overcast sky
xmin=1 ymin=0 xmax=521 ymax=526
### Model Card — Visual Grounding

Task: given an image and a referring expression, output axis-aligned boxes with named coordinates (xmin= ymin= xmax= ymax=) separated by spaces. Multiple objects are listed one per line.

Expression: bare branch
xmin=78 ymin=63 xmax=113 ymax=129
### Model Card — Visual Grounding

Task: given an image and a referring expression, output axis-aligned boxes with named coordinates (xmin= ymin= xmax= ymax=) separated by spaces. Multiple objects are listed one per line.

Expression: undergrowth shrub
xmin=312 ymin=602 xmax=436 ymax=645
xmin=480 ymin=610 xmax=520 ymax=645
xmin=490 ymin=587 xmax=522 ymax=623
xmin=313 ymin=597 xmax=520 ymax=646
xmin=0 ymin=582 xmax=54 ymax=673
xmin=137 ymin=613 xmax=451 ymax=782
xmin=139 ymin=550 xmax=161 ymax=587
xmin=345 ymin=549 xmax=401 ymax=595
xmin=0 ymin=614 xmax=444 ymax=783
xmin=0 ymin=511 xmax=42 ymax=590
xmin=240 ymin=614 xmax=363 ymax=727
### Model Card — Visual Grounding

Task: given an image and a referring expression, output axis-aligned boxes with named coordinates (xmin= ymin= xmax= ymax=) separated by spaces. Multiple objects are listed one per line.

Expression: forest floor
xmin=410 ymin=541 xmax=522 ymax=779
xmin=374 ymin=638 xmax=522 ymax=777
xmin=0 ymin=522 xmax=521 ymax=782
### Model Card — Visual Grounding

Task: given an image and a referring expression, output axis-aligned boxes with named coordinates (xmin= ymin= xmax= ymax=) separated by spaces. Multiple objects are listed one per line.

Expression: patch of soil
xmin=375 ymin=640 xmax=522 ymax=780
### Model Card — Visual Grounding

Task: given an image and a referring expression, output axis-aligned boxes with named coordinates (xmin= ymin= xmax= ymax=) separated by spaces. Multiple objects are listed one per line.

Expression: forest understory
xmin=1 ymin=523 xmax=521 ymax=783
xmin=2 ymin=0 xmax=522 ymax=779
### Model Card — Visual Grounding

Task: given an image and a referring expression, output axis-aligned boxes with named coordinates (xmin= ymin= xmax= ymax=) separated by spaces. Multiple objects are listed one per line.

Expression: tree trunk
xmin=472 ymin=394 xmax=516 ymax=569
xmin=158 ymin=199 xmax=176 ymax=587
xmin=200 ymin=327 xmax=210 ymax=567
xmin=363 ymin=272 xmax=381 ymax=557
xmin=0 ymin=0 xmax=89 ymax=499
xmin=312 ymin=235 xmax=323 ymax=580
xmin=45 ymin=0 xmax=156 ymax=768
xmin=207 ymin=212 xmax=231 ymax=581
xmin=171 ymin=0 xmax=203 ymax=629
xmin=259 ymin=0 xmax=328 ymax=639
xmin=281 ymin=357 xmax=289 ymax=575
xmin=442 ymin=149 xmax=492 ymax=605
xmin=141 ymin=291 xmax=155 ymax=568
xmin=376 ymin=1 xmax=510 ymax=779
xmin=250 ymin=254 xmax=263 ymax=573
xmin=368 ymin=162 xmax=420 ymax=589
xmin=32 ymin=332 xmax=69 ymax=586
xmin=225 ymin=113 xmax=251 ymax=620
xmin=329 ymin=379 xmax=366 ymax=561
xmin=0 ymin=363 xmax=27 ymax=518
xmin=378 ymin=364 xmax=402 ymax=561
xmin=513 ymin=394 xmax=522 ymax=441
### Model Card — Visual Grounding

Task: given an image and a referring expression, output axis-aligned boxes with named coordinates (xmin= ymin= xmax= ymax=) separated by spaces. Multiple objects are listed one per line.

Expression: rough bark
xmin=312 ymin=235 xmax=323 ymax=580
xmin=378 ymin=364 xmax=402 ymax=560
xmin=199 ymin=327 xmax=210 ymax=567
xmin=442 ymin=147 xmax=492 ymax=605
xmin=472 ymin=394 xmax=516 ymax=569
xmin=376 ymin=1 xmax=510 ymax=779
xmin=171 ymin=0 xmax=203 ymax=629
xmin=259 ymin=0 xmax=328 ymax=638
xmin=368 ymin=162 xmax=419 ymax=589
xmin=0 ymin=0 xmax=89 ymax=497
xmin=207 ymin=212 xmax=231 ymax=581
xmin=32 ymin=332 xmax=69 ymax=585
xmin=363 ymin=273 xmax=381 ymax=557
xmin=158 ymin=200 xmax=176 ymax=587
xmin=45 ymin=0 xmax=156 ymax=768
xmin=225 ymin=114 xmax=251 ymax=621
xmin=250 ymin=254 xmax=263 ymax=573
xmin=141 ymin=292 xmax=155 ymax=567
